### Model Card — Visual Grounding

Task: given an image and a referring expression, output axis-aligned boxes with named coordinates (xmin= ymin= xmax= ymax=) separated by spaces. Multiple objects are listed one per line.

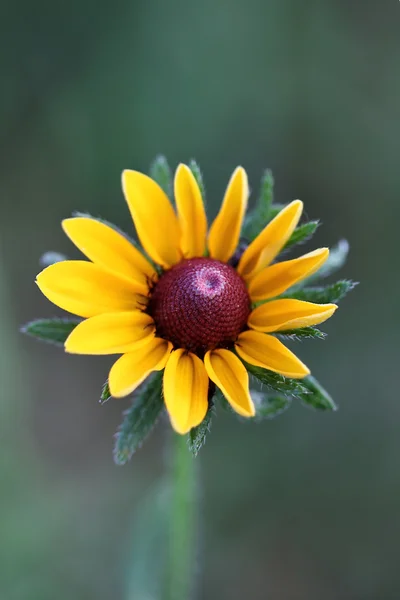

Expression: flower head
xmin=35 ymin=164 xmax=338 ymax=434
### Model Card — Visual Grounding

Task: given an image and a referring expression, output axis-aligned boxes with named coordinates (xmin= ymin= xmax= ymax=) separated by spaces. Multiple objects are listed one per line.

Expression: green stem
xmin=165 ymin=433 xmax=197 ymax=600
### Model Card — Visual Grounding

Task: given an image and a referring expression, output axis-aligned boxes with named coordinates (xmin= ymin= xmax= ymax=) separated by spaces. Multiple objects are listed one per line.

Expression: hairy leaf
xmin=276 ymin=327 xmax=326 ymax=341
xmin=284 ymin=220 xmax=319 ymax=251
xmin=100 ymin=381 xmax=112 ymax=405
xmin=283 ymin=279 xmax=357 ymax=304
xmin=252 ymin=391 xmax=292 ymax=420
xmin=188 ymin=405 xmax=215 ymax=457
xmin=242 ymin=169 xmax=274 ymax=241
xmin=244 ymin=361 xmax=310 ymax=398
xmin=299 ymin=375 xmax=337 ymax=411
xmin=149 ymin=155 xmax=173 ymax=200
xmin=113 ymin=372 xmax=164 ymax=464
xmin=189 ymin=159 xmax=206 ymax=206
xmin=21 ymin=318 xmax=81 ymax=346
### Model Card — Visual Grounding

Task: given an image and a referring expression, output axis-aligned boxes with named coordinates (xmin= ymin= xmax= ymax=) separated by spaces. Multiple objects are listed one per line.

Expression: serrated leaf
xmin=284 ymin=220 xmax=320 ymax=251
xmin=244 ymin=361 xmax=309 ymax=398
xmin=39 ymin=251 xmax=67 ymax=268
xmin=276 ymin=326 xmax=326 ymax=341
xmin=100 ymin=381 xmax=111 ymax=405
xmin=149 ymin=155 xmax=173 ymax=200
xmin=252 ymin=390 xmax=292 ymax=420
xmin=306 ymin=239 xmax=349 ymax=283
xmin=188 ymin=405 xmax=215 ymax=457
xmin=282 ymin=279 xmax=357 ymax=304
xmin=242 ymin=169 xmax=274 ymax=241
xmin=299 ymin=375 xmax=337 ymax=411
xmin=113 ymin=372 xmax=164 ymax=465
xmin=21 ymin=318 xmax=81 ymax=346
xmin=189 ymin=159 xmax=206 ymax=206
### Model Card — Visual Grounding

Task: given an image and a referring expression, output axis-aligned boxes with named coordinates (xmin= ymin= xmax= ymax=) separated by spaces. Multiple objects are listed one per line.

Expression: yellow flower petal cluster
xmin=36 ymin=165 xmax=337 ymax=434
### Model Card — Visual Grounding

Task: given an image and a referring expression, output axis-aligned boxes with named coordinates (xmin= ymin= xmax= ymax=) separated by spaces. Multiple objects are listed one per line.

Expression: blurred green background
xmin=2 ymin=0 xmax=399 ymax=598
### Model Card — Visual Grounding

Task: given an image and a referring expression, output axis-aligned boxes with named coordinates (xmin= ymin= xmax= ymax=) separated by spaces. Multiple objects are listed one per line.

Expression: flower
xmin=36 ymin=165 xmax=337 ymax=434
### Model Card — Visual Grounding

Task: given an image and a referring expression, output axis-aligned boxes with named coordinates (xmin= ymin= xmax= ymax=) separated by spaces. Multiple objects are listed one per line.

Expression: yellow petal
xmin=62 ymin=217 xmax=155 ymax=293
xmin=238 ymin=200 xmax=303 ymax=279
xmin=109 ymin=337 xmax=173 ymax=398
xmin=208 ymin=167 xmax=248 ymax=262
xmin=65 ymin=311 xmax=155 ymax=355
xmin=248 ymin=299 xmax=338 ymax=332
xmin=235 ymin=330 xmax=310 ymax=378
xmin=204 ymin=349 xmax=255 ymax=417
xmin=36 ymin=261 xmax=146 ymax=318
xmin=122 ymin=170 xmax=182 ymax=268
xmin=163 ymin=349 xmax=209 ymax=434
xmin=248 ymin=248 xmax=329 ymax=302
xmin=174 ymin=164 xmax=207 ymax=258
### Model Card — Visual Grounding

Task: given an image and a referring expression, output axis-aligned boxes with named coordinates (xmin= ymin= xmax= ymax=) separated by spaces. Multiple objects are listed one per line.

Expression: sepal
xmin=21 ymin=317 xmax=80 ymax=346
xmin=113 ymin=371 xmax=164 ymax=465
xmin=299 ymin=375 xmax=337 ymax=411
xmin=189 ymin=159 xmax=206 ymax=206
xmin=188 ymin=405 xmax=215 ymax=457
xmin=242 ymin=169 xmax=274 ymax=241
xmin=252 ymin=390 xmax=292 ymax=420
xmin=283 ymin=279 xmax=357 ymax=304
xmin=149 ymin=155 xmax=173 ymax=200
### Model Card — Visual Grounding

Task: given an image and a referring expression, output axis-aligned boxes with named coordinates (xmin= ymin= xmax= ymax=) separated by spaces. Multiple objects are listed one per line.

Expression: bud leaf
xmin=21 ymin=317 xmax=80 ymax=346
xmin=113 ymin=372 xmax=164 ymax=464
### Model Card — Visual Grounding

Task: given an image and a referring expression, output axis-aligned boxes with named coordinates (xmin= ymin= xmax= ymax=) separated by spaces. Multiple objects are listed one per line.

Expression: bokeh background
xmin=2 ymin=0 xmax=399 ymax=598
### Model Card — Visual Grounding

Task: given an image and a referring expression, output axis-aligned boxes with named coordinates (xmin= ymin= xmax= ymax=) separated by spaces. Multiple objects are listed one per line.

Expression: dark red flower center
xmin=148 ymin=257 xmax=250 ymax=354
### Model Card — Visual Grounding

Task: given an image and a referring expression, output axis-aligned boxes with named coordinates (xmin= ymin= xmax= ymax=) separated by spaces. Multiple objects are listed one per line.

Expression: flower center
xmin=149 ymin=257 xmax=250 ymax=354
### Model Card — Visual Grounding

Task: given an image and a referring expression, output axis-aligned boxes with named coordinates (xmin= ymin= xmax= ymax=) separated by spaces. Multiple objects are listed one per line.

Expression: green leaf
xmin=188 ymin=406 xmax=215 ymax=457
xmin=39 ymin=251 xmax=67 ymax=268
xmin=21 ymin=318 xmax=81 ymax=346
xmin=299 ymin=375 xmax=337 ymax=411
xmin=242 ymin=169 xmax=274 ymax=241
xmin=276 ymin=327 xmax=326 ymax=340
xmin=282 ymin=279 xmax=357 ymax=304
xmin=306 ymin=239 xmax=349 ymax=283
xmin=284 ymin=220 xmax=320 ymax=251
xmin=252 ymin=391 xmax=292 ymax=420
xmin=244 ymin=361 xmax=309 ymax=398
xmin=149 ymin=155 xmax=173 ymax=200
xmin=100 ymin=381 xmax=111 ymax=405
xmin=113 ymin=372 xmax=164 ymax=465
xmin=189 ymin=159 xmax=206 ymax=206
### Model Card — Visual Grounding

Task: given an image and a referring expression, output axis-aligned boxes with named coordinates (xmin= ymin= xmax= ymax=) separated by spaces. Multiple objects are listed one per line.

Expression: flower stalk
xmin=165 ymin=433 xmax=197 ymax=600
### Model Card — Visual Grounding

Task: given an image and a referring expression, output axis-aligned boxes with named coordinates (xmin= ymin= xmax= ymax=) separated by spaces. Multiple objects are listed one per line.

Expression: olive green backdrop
xmin=1 ymin=1 xmax=399 ymax=598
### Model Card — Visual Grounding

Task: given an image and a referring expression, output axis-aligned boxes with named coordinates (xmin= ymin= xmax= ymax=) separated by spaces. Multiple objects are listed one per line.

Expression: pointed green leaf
xmin=284 ymin=220 xmax=319 ymax=251
xmin=21 ymin=318 xmax=81 ymax=346
xmin=242 ymin=169 xmax=274 ymax=241
xmin=149 ymin=155 xmax=173 ymax=200
xmin=282 ymin=279 xmax=357 ymax=304
xmin=189 ymin=159 xmax=206 ymax=206
xmin=252 ymin=390 xmax=292 ymax=420
xmin=113 ymin=372 xmax=164 ymax=465
xmin=188 ymin=405 xmax=215 ymax=457
xmin=100 ymin=381 xmax=111 ymax=405
xmin=39 ymin=251 xmax=67 ymax=268
xmin=299 ymin=375 xmax=337 ymax=411
xmin=276 ymin=327 xmax=326 ymax=341
xmin=244 ymin=361 xmax=309 ymax=398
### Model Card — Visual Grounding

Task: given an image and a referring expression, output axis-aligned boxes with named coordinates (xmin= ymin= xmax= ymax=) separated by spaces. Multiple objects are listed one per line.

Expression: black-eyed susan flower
xmin=34 ymin=164 xmax=338 ymax=434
